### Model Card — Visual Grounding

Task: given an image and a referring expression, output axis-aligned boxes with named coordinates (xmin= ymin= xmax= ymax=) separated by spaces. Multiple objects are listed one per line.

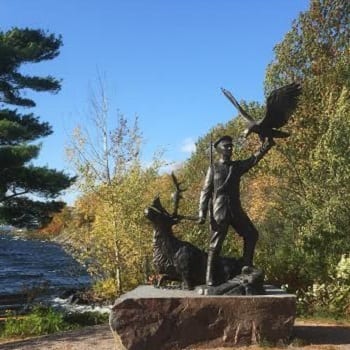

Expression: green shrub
xmin=0 ymin=305 xmax=109 ymax=339
xmin=64 ymin=311 xmax=109 ymax=326
xmin=297 ymin=255 xmax=350 ymax=319
xmin=0 ymin=306 xmax=72 ymax=338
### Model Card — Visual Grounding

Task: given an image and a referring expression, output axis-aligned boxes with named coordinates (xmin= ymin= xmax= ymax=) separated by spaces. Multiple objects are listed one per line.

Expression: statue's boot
xmin=206 ymin=250 xmax=216 ymax=286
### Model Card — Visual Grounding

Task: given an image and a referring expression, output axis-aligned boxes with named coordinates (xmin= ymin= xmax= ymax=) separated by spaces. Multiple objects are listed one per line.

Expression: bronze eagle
xmin=221 ymin=82 xmax=302 ymax=141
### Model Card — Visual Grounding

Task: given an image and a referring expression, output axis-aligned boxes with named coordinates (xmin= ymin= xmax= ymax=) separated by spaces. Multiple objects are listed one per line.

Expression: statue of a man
xmin=198 ymin=135 xmax=275 ymax=286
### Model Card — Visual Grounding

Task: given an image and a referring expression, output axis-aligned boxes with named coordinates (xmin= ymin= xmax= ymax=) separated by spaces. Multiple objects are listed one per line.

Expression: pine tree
xmin=0 ymin=28 xmax=75 ymax=228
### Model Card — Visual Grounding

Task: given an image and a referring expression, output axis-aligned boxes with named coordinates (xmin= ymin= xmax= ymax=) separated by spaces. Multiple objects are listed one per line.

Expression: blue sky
xmin=1 ymin=0 xmax=309 ymax=203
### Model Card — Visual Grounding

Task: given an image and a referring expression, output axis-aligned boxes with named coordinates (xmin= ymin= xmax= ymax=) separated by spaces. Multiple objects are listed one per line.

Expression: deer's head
xmin=144 ymin=196 xmax=180 ymax=228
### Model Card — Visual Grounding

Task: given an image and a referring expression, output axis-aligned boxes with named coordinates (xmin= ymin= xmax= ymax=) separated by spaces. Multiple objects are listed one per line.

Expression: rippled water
xmin=0 ymin=234 xmax=91 ymax=309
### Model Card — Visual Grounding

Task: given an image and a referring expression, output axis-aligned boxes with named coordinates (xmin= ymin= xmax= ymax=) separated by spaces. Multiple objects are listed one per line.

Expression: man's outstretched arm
xmin=240 ymin=138 xmax=276 ymax=174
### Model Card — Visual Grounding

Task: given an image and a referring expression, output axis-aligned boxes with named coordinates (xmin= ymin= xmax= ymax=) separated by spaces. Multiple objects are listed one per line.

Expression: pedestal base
xmin=109 ymin=285 xmax=296 ymax=350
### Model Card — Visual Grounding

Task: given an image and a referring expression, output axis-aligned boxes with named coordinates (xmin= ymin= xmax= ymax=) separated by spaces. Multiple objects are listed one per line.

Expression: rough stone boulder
xmin=109 ymin=285 xmax=296 ymax=349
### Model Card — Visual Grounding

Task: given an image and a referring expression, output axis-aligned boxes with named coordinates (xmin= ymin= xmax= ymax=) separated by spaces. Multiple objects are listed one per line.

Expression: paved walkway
xmin=1 ymin=321 xmax=350 ymax=349
xmin=0 ymin=324 xmax=114 ymax=350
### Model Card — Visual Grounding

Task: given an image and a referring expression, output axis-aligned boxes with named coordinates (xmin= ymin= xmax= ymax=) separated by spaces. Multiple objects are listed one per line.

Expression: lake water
xmin=0 ymin=234 xmax=91 ymax=311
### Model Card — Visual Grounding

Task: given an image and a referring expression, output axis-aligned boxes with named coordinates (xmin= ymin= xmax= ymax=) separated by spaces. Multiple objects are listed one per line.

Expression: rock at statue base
xmin=109 ymin=285 xmax=296 ymax=350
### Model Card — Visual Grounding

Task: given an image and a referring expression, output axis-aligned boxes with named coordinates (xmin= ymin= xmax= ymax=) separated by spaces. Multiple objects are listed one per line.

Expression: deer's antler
xmin=171 ymin=172 xmax=186 ymax=216
xmin=170 ymin=173 xmax=199 ymax=222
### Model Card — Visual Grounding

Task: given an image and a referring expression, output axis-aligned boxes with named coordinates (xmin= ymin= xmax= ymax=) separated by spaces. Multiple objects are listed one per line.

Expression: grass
xmin=0 ymin=305 xmax=109 ymax=340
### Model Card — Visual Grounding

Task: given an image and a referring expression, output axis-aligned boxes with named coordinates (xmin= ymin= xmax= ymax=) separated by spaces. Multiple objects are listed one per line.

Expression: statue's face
xmin=217 ymin=142 xmax=233 ymax=159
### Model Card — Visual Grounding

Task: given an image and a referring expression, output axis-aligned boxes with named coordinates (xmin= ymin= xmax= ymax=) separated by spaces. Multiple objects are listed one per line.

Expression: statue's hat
xmin=214 ymin=135 xmax=233 ymax=148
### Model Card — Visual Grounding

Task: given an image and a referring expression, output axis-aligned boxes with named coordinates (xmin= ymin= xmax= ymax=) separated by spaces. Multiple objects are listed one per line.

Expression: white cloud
xmin=160 ymin=161 xmax=183 ymax=174
xmin=180 ymin=137 xmax=196 ymax=154
xmin=141 ymin=158 xmax=183 ymax=175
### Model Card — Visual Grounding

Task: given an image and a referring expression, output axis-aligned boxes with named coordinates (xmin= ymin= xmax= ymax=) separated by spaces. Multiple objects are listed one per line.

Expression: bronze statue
xmin=221 ymin=82 xmax=301 ymax=141
xmin=145 ymin=83 xmax=301 ymax=292
xmin=198 ymin=136 xmax=275 ymax=286
xmin=145 ymin=174 xmax=241 ymax=290
xmin=198 ymin=82 xmax=302 ymax=287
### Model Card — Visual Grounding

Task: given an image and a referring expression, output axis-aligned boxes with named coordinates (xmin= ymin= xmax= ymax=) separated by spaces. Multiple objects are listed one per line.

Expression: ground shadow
xmin=293 ymin=324 xmax=350 ymax=345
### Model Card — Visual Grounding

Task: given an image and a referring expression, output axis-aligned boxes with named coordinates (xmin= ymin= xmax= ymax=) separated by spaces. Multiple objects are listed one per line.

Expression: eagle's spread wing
xmin=221 ymin=87 xmax=256 ymax=124
xmin=260 ymin=82 xmax=301 ymax=129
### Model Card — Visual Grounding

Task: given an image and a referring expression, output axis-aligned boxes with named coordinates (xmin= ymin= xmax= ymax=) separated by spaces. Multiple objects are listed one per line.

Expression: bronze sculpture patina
xmin=198 ymin=136 xmax=275 ymax=286
xmin=221 ymin=82 xmax=301 ymax=141
xmin=144 ymin=192 xmax=241 ymax=290
xmin=198 ymin=82 xmax=301 ymax=287
xmin=145 ymin=83 xmax=301 ymax=293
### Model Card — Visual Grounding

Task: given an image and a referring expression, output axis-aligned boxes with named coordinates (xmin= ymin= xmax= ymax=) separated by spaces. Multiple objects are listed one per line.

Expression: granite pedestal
xmin=109 ymin=285 xmax=296 ymax=350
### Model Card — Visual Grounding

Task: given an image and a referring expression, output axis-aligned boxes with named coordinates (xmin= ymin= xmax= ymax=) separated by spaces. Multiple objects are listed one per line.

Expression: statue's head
xmin=214 ymin=135 xmax=233 ymax=160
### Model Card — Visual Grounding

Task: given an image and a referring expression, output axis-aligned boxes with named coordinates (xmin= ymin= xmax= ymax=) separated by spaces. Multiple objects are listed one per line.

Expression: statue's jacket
xmin=199 ymin=143 xmax=272 ymax=225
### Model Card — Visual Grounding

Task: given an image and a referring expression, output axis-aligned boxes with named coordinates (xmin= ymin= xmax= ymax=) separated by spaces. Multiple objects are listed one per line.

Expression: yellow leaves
xmin=38 ymin=208 xmax=67 ymax=238
xmin=243 ymin=175 xmax=279 ymax=223
xmin=64 ymin=163 xmax=162 ymax=295
xmin=92 ymin=278 xmax=117 ymax=300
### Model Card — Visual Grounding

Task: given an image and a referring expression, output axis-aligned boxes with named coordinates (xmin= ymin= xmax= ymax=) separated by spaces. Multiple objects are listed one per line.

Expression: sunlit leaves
xmin=65 ymin=81 xmax=163 ymax=296
xmin=261 ymin=0 xmax=350 ymax=292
